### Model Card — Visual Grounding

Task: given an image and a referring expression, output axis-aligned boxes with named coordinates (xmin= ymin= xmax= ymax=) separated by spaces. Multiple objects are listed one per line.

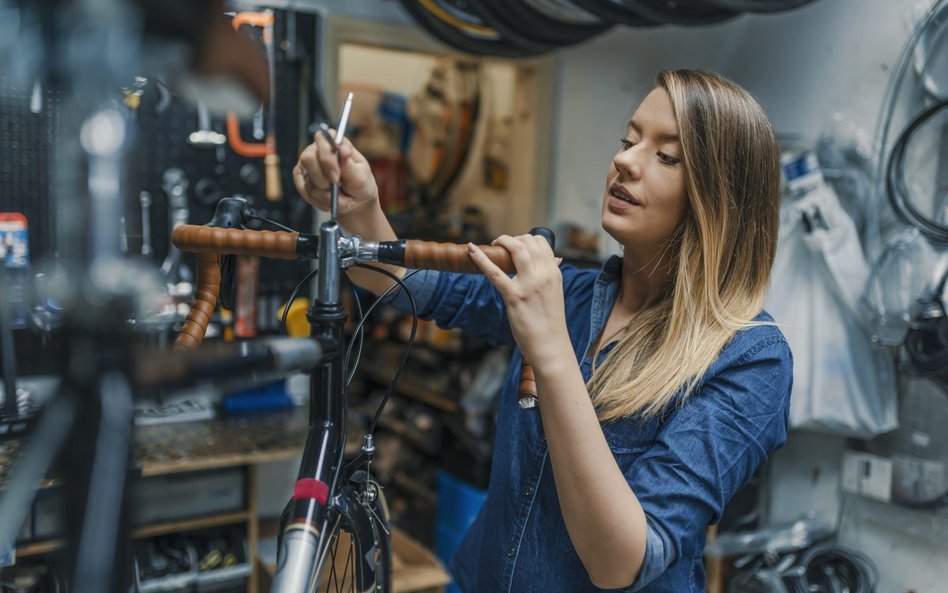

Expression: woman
xmin=294 ymin=69 xmax=792 ymax=593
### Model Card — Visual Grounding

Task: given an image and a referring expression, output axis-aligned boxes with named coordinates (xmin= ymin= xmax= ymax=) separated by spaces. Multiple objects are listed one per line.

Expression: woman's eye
xmin=657 ymin=152 xmax=680 ymax=165
xmin=619 ymin=138 xmax=636 ymax=151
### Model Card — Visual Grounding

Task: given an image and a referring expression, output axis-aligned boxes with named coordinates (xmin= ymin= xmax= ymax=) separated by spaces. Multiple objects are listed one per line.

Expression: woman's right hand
xmin=293 ymin=129 xmax=379 ymax=221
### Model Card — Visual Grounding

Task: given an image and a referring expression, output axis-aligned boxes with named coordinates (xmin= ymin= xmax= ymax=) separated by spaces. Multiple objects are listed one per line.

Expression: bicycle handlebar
xmin=171 ymin=224 xmax=543 ymax=407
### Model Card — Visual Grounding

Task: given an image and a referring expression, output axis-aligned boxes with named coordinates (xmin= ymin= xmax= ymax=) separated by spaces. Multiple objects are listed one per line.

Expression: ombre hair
xmin=589 ymin=69 xmax=781 ymax=421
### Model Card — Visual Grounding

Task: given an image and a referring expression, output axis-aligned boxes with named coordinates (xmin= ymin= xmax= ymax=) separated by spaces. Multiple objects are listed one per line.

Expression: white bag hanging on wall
xmin=767 ymin=154 xmax=897 ymax=438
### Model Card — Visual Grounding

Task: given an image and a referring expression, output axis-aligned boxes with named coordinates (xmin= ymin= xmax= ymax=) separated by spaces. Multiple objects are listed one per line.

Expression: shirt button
xmin=507 ymin=546 xmax=516 ymax=557
xmin=524 ymin=486 xmax=534 ymax=497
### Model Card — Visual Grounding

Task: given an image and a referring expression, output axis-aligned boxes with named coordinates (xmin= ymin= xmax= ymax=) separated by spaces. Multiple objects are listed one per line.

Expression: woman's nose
xmin=613 ymin=147 xmax=642 ymax=179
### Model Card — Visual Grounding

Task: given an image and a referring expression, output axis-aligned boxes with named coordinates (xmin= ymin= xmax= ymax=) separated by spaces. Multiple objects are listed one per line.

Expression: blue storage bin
xmin=435 ymin=471 xmax=487 ymax=593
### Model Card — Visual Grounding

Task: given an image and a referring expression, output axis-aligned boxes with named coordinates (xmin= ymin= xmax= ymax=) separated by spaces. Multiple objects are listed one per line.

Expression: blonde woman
xmin=294 ymin=69 xmax=792 ymax=593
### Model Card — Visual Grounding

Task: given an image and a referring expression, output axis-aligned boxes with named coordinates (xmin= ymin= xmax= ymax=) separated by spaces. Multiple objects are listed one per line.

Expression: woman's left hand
xmin=468 ymin=234 xmax=571 ymax=363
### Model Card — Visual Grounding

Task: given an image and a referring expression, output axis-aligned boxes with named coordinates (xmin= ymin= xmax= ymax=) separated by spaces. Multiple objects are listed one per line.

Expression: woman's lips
xmin=607 ymin=184 xmax=642 ymax=210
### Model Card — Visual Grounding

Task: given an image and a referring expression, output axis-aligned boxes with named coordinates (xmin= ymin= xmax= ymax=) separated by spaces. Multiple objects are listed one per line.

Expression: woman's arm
xmin=534 ymin=352 xmax=651 ymax=589
xmin=468 ymin=234 xmax=648 ymax=588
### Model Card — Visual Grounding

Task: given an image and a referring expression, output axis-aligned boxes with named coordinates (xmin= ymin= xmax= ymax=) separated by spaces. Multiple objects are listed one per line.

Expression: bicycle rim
xmin=316 ymin=490 xmax=392 ymax=593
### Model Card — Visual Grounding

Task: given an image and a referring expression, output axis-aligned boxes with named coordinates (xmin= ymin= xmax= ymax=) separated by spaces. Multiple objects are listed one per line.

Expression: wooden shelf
xmin=16 ymin=538 xmax=62 ymax=558
xmin=15 ymin=511 xmax=251 ymax=558
xmin=377 ymin=416 xmax=439 ymax=456
xmin=362 ymin=368 xmax=459 ymax=413
xmin=132 ymin=510 xmax=250 ymax=538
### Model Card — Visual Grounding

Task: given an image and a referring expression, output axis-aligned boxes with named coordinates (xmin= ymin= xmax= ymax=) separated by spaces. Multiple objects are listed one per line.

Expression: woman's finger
xmin=491 ymin=234 xmax=534 ymax=275
xmin=468 ymin=243 xmax=514 ymax=294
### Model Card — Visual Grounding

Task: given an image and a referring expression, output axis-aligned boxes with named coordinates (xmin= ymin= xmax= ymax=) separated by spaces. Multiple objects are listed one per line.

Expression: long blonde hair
xmin=589 ymin=69 xmax=781 ymax=422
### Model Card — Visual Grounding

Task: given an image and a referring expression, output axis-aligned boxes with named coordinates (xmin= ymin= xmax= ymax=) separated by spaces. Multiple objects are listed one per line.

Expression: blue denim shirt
xmin=385 ymin=255 xmax=793 ymax=593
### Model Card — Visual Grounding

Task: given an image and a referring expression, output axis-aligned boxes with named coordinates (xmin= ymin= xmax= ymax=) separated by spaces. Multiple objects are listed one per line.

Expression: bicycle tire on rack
xmin=398 ymin=0 xmax=553 ymax=57
xmin=476 ymin=0 xmax=613 ymax=47
xmin=703 ymin=0 xmax=819 ymax=13
xmin=571 ymin=0 xmax=740 ymax=26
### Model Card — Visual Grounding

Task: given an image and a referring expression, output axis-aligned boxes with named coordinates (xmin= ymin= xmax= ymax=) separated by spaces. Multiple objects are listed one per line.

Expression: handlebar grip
xmin=518 ymin=363 xmax=537 ymax=409
xmin=518 ymin=227 xmax=553 ymax=409
xmin=174 ymin=252 xmax=221 ymax=350
xmin=172 ymin=225 xmax=299 ymax=259
xmin=403 ymin=241 xmax=515 ymax=274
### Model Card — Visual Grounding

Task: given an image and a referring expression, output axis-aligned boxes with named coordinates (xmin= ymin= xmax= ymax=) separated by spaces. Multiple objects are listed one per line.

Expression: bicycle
xmin=168 ymin=135 xmax=549 ymax=591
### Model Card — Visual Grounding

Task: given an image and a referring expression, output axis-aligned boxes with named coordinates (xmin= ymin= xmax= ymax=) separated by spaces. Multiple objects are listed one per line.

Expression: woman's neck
xmin=616 ymin=242 xmax=677 ymax=315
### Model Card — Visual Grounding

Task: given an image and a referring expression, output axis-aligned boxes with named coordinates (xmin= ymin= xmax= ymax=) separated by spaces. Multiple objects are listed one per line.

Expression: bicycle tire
xmin=315 ymin=478 xmax=393 ymax=593
xmin=571 ymin=0 xmax=739 ymax=26
xmin=476 ymin=0 xmax=613 ymax=47
xmin=703 ymin=0 xmax=819 ymax=13
xmin=398 ymin=0 xmax=553 ymax=57
xmin=567 ymin=0 xmax=662 ymax=26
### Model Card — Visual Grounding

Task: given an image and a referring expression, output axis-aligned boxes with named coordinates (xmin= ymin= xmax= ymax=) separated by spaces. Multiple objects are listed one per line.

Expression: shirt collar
xmin=583 ymin=255 xmax=623 ymax=362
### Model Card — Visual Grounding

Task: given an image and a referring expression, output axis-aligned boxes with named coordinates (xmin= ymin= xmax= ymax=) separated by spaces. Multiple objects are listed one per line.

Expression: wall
xmin=546 ymin=2 xmax=946 ymax=593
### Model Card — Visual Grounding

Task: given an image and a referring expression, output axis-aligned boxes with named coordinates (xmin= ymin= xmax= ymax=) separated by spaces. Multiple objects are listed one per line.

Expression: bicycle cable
xmin=344 ymin=274 xmax=365 ymax=385
xmin=355 ymin=264 xmax=418 ymax=436
xmin=343 ymin=269 xmax=421 ymax=387
xmin=886 ymin=97 xmax=948 ymax=245
xmin=247 ymin=213 xmax=295 ymax=232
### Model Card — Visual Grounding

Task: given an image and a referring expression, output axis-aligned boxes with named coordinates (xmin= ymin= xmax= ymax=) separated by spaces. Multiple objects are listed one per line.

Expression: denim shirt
xmin=385 ymin=256 xmax=793 ymax=593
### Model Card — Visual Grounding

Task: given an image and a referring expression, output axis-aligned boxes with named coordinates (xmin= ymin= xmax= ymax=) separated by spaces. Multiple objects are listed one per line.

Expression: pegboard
xmin=1 ymin=7 xmax=325 ymax=298
xmin=129 ymin=8 xmax=322 ymax=295
xmin=0 ymin=80 xmax=66 ymax=261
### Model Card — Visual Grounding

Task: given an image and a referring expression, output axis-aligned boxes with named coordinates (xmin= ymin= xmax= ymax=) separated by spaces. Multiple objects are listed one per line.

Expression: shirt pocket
xmin=600 ymin=416 xmax=661 ymax=455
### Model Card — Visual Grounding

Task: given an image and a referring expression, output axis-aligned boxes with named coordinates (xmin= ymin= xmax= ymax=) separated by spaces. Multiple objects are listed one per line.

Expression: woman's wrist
xmin=338 ymin=199 xmax=392 ymax=240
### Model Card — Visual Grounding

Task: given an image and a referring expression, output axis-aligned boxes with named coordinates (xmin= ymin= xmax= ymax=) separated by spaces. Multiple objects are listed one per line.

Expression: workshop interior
xmin=0 ymin=0 xmax=947 ymax=592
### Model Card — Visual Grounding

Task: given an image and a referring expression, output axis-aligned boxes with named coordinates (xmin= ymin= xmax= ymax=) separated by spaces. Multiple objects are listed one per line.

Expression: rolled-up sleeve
xmin=623 ymin=336 xmax=793 ymax=589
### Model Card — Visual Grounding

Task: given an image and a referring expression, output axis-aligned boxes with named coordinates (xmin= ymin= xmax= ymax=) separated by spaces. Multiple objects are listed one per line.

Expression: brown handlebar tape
xmin=174 ymin=252 xmax=221 ymax=350
xmin=404 ymin=241 xmax=515 ymax=274
xmin=518 ymin=362 xmax=538 ymax=407
xmin=172 ymin=225 xmax=298 ymax=260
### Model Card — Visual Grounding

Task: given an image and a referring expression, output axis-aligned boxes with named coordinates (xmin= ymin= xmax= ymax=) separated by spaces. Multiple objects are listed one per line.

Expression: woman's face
xmin=602 ymin=87 xmax=688 ymax=252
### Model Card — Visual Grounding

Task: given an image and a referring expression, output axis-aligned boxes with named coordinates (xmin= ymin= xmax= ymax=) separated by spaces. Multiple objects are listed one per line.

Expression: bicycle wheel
xmin=703 ymin=0 xmax=819 ymax=13
xmin=316 ymin=475 xmax=392 ymax=593
xmin=398 ymin=0 xmax=552 ymax=57
xmin=572 ymin=0 xmax=739 ymax=26
xmin=476 ymin=0 xmax=613 ymax=47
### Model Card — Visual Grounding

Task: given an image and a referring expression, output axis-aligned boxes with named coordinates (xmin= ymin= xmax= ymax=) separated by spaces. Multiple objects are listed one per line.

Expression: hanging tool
xmin=225 ymin=10 xmax=282 ymax=201
xmin=188 ymin=102 xmax=227 ymax=148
